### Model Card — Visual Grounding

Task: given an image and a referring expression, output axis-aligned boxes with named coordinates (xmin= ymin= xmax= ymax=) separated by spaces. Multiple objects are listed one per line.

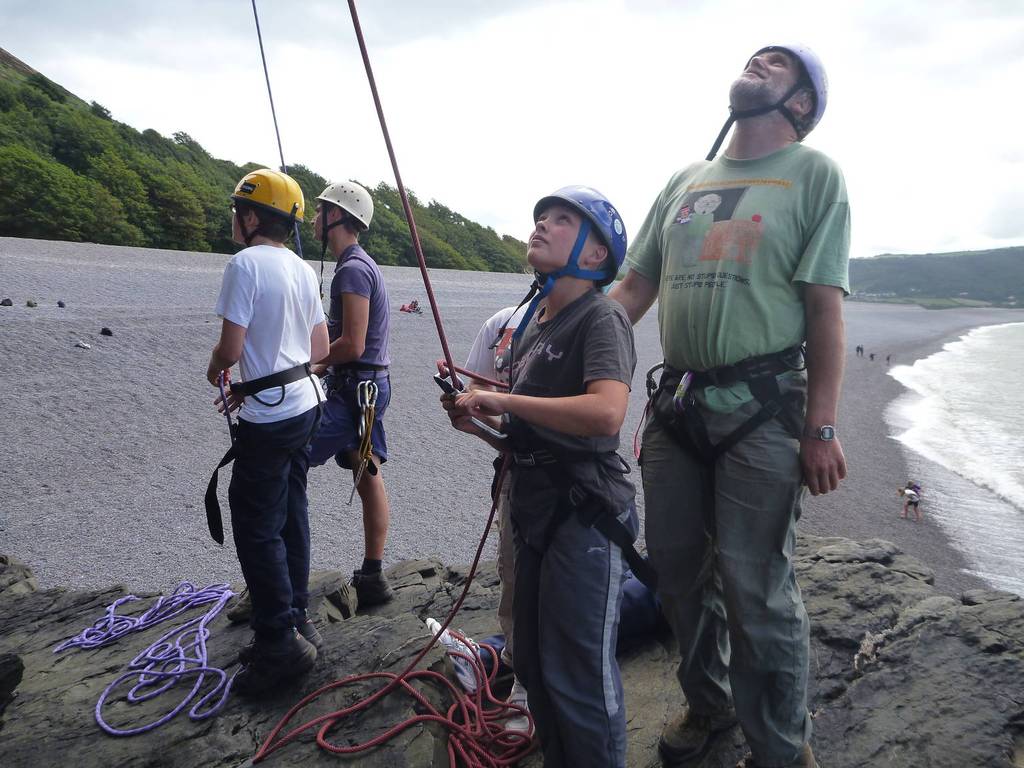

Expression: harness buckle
xmin=512 ymin=452 xmax=536 ymax=467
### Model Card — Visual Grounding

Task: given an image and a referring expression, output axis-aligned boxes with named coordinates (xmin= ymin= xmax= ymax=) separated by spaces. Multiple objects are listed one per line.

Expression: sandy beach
xmin=3 ymin=236 xmax=1022 ymax=596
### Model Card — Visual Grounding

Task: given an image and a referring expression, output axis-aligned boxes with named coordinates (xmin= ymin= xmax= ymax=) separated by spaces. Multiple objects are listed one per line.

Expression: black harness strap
xmin=650 ymin=345 xmax=805 ymax=464
xmin=231 ymin=362 xmax=315 ymax=406
xmin=205 ymin=441 xmax=236 ymax=545
xmin=205 ymin=362 xmax=321 ymax=544
xmin=510 ymin=446 xmax=658 ymax=592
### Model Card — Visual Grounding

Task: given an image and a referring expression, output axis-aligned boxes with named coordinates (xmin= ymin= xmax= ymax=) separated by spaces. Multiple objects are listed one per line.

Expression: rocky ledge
xmin=1 ymin=537 xmax=1022 ymax=767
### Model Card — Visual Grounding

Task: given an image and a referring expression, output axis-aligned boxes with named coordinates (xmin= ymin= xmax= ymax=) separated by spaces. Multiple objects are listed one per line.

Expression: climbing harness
xmin=55 ymin=583 xmax=237 ymax=736
xmin=645 ymin=345 xmax=806 ymax=464
xmin=349 ymin=379 xmax=378 ymax=503
xmin=205 ymin=363 xmax=322 ymax=544
xmin=503 ymin=420 xmax=658 ymax=592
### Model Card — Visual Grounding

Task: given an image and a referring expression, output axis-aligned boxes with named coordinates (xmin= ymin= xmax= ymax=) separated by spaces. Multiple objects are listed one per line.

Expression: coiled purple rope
xmin=55 ymin=582 xmax=238 ymax=735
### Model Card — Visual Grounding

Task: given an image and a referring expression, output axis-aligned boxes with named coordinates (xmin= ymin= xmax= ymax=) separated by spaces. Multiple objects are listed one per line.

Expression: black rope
xmin=249 ymin=0 xmax=304 ymax=259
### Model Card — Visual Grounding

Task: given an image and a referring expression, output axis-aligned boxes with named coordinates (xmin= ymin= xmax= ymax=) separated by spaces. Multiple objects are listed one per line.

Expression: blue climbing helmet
xmin=706 ymin=43 xmax=829 ymax=160
xmin=532 ymin=185 xmax=627 ymax=287
xmin=510 ymin=186 xmax=627 ymax=340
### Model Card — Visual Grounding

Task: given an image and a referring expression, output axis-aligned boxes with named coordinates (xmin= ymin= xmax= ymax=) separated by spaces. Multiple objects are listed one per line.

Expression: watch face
xmin=819 ymin=425 xmax=836 ymax=441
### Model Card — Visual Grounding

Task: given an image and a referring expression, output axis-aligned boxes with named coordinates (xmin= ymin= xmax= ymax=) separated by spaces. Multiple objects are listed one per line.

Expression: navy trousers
xmin=228 ymin=406 xmax=320 ymax=641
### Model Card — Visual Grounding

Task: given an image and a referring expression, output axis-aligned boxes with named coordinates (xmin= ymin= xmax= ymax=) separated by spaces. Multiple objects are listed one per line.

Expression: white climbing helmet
xmin=316 ymin=181 xmax=374 ymax=230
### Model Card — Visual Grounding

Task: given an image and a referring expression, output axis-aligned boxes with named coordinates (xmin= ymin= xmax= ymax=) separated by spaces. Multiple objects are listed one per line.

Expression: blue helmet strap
xmin=512 ymin=275 xmax=554 ymax=341
xmin=512 ymin=218 xmax=607 ymax=341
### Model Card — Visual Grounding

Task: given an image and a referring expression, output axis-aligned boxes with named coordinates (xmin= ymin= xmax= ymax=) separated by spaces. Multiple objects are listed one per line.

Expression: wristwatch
xmin=809 ymin=425 xmax=836 ymax=441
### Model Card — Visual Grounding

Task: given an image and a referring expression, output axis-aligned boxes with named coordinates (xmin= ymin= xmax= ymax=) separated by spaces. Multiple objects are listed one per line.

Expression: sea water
xmin=886 ymin=322 xmax=1024 ymax=595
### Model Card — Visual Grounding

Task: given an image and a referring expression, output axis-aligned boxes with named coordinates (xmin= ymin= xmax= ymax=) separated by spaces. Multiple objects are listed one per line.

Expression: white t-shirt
xmin=215 ymin=244 xmax=326 ymax=423
xmin=464 ymin=305 xmax=527 ymax=385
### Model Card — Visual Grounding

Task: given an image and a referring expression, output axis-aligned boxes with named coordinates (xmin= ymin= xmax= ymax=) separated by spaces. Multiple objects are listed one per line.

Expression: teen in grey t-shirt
xmin=443 ymin=187 xmax=637 ymax=767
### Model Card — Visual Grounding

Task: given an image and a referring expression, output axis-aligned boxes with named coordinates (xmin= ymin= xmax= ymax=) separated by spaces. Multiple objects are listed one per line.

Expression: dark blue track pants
xmin=229 ymin=406 xmax=320 ymax=641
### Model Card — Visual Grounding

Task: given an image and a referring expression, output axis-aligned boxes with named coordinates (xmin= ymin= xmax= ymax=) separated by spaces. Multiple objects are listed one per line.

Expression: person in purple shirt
xmin=308 ymin=181 xmax=395 ymax=606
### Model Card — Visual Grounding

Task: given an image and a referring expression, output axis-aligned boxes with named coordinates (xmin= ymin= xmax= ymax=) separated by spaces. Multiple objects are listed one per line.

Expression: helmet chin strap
xmin=706 ymin=80 xmax=806 ymax=161
xmin=319 ymin=208 xmax=356 ymax=295
xmin=512 ymin=219 xmax=607 ymax=341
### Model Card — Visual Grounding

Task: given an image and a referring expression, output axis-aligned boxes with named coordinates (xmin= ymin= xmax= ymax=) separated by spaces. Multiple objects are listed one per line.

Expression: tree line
xmin=0 ymin=59 xmax=527 ymax=273
xmin=849 ymin=248 xmax=1023 ymax=308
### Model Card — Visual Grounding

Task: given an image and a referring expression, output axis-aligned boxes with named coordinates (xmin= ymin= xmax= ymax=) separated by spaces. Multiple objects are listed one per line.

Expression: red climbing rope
xmin=253 ymin=460 xmax=535 ymax=766
xmin=346 ymin=0 xmax=475 ymax=391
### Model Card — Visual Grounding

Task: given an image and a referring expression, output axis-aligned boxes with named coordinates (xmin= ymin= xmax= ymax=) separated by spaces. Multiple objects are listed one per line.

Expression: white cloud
xmin=1 ymin=0 xmax=1022 ymax=257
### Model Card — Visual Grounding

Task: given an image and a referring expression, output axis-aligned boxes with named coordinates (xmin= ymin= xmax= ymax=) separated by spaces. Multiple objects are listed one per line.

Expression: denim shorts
xmin=307 ymin=371 xmax=390 ymax=469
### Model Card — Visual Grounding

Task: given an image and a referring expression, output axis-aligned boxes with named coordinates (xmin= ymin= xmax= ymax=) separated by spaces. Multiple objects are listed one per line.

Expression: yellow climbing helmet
xmin=231 ymin=168 xmax=305 ymax=223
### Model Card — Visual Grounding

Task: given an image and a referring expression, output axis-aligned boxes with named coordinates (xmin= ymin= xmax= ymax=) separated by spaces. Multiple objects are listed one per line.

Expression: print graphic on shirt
xmin=666 ymin=178 xmax=786 ymax=285
xmin=517 ymin=341 xmax=565 ymax=375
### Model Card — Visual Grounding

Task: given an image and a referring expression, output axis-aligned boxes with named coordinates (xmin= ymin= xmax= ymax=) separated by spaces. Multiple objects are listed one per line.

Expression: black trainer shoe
xmin=238 ymin=616 xmax=323 ymax=665
xmin=233 ymin=631 xmax=317 ymax=697
xmin=351 ymin=568 xmax=393 ymax=607
xmin=658 ymin=705 xmax=738 ymax=766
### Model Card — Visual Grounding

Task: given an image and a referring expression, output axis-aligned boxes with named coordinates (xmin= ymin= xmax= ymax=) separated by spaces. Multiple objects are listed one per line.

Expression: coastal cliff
xmin=1 ymin=536 xmax=1022 ymax=767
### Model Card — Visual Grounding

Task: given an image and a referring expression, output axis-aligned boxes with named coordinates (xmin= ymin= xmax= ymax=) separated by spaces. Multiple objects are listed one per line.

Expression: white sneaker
xmin=505 ymin=677 xmax=532 ymax=735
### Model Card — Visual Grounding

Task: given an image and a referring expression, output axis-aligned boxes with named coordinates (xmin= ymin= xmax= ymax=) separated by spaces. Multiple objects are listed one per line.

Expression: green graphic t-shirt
xmin=628 ymin=143 xmax=850 ymax=397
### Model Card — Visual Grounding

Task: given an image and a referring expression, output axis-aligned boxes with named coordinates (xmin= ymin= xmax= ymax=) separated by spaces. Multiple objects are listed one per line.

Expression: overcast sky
xmin=2 ymin=0 xmax=1022 ymax=258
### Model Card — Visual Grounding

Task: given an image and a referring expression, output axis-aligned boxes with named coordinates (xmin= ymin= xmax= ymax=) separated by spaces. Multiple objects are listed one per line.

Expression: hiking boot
xmin=233 ymin=630 xmax=317 ymax=697
xmin=658 ymin=706 xmax=738 ymax=767
xmin=351 ymin=568 xmax=393 ymax=607
xmin=226 ymin=587 xmax=252 ymax=624
xmin=237 ymin=615 xmax=323 ymax=665
xmin=736 ymin=744 xmax=818 ymax=768
xmin=504 ymin=677 xmax=532 ymax=736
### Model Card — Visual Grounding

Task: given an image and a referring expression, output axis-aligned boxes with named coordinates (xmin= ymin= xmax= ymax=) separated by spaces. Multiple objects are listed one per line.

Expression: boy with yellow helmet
xmin=206 ymin=168 xmax=329 ymax=696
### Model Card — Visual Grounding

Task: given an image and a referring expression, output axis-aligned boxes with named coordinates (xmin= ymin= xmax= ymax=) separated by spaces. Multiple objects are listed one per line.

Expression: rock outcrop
xmin=1 ymin=538 xmax=1022 ymax=767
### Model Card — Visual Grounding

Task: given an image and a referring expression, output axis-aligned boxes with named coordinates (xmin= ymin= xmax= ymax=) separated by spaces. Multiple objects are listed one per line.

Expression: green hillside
xmin=0 ymin=48 xmax=527 ymax=272
xmin=849 ymin=247 xmax=1023 ymax=309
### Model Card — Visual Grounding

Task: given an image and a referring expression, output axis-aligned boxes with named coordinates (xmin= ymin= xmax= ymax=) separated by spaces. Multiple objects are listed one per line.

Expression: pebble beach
xmin=3 ymin=235 xmax=1022 ymax=596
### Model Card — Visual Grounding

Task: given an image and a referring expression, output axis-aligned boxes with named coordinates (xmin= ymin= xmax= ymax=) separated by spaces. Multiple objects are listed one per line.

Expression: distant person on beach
xmin=869 ymin=352 xmax=875 ymax=361
xmin=899 ymin=481 xmax=923 ymax=522
xmin=306 ymin=181 xmax=395 ymax=608
xmin=207 ymin=169 xmax=328 ymax=695
xmin=442 ymin=186 xmax=640 ymax=767
xmin=612 ymin=44 xmax=849 ymax=768
xmin=438 ymin=302 xmax=530 ymax=731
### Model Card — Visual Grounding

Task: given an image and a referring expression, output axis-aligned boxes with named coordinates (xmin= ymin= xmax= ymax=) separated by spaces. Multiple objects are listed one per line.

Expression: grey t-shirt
xmin=507 ymin=289 xmax=637 ymax=538
xmin=327 ymin=243 xmax=391 ymax=369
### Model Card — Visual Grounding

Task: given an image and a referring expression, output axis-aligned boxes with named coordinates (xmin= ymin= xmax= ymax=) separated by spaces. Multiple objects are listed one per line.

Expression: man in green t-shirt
xmin=611 ymin=45 xmax=849 ymax=768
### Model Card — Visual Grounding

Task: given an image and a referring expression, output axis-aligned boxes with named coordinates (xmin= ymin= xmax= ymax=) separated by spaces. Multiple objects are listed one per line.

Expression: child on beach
xmin=206 ymin=169 xmax=328 ymax=696
xmin=899 ymin=481 xmax=923 ymax=522
xmin=441 ymin=186 xmax=638 ymax=767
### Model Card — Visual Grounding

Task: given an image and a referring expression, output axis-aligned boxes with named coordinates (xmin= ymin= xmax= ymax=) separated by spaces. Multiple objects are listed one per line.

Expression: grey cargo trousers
xmin=641 ymin=386 xmax=812 ymax=766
